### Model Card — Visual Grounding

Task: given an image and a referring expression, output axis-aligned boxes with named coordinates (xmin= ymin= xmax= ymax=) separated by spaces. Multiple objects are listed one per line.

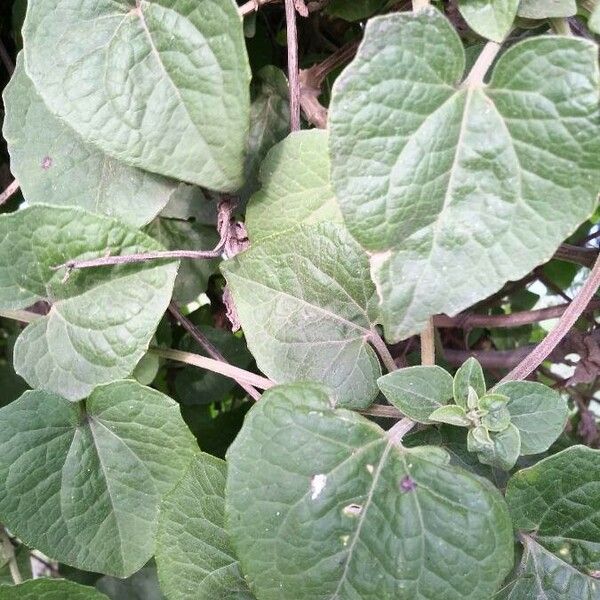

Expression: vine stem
xmin=51 ymin=200 xmax=233 ymax=275
xmin=0 ymin=180 xmax=19 ymax=207
xmin=463 ymin=41 xmax=501 ymax=88
xmin=238 ymin=0 xmax=278 ymax=15
xmin=501 ymin=252 xmax=600 ymax=383
xmin=386 ymin=417 xmax=415 ymax=444
xmin=420 ymin=317 xmax=435 ymax=366
xmin=359 ymin=404 xmax=403 ymax=419
xmin=152 ymin=346 xmax=275 ymax=391
xmin=0 ymin=527 xmax=22 ymax=585
xmin=550 ymin=18 xmax=573 ymax=35
xmin=368 ymin=331 xmax=397 ymax=372
xmin=0 ymin=309 xmax=40 ymax=323
xmin=168 ymin=302 xmax=261 ymax=400
xmin=284 ymin=0 xmax=301 ymax=131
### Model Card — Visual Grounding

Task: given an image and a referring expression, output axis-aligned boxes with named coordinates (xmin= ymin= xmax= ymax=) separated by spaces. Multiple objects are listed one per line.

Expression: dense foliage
xmin=0 ymin=0 xmax=599 ymax=598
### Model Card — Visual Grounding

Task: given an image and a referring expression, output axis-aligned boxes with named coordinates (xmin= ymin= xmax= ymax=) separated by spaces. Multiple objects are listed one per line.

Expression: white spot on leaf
xmin=310 ymin=473 xmax=327 ymax=500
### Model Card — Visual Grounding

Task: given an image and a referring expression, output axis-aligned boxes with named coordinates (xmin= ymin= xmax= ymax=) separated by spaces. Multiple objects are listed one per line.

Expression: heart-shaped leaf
xmin=0 ymin=206 xmax=177 ymax=400
xmin=378 ymin=366 xmax=454 ymax=423
xmin=457 ymin=0 xmax=519 ymax=42
xmin=0 ymin=381 xmax=196 ymax=577
xmin=495 ymin=381 xmax=568 ymax=454
xmin=329 ymin=8 xmax=599 ymax=342
xmin=222 ymin=222 xmax=382 ymax=408
xmin=245 ymin=130 xmax=342 ymax=243
xmin=0 ymin=579 xmax=109 ymax=599
xmin=155 ymin=452 xmax=253 ymax=600
xmin=3 ymin=54 xmax=176 ymax=228
xmin=503 ymin=446 xmax=600 ymax=598
xmin=23 ymin=0 xmax=251 ymax=191
xmin=226 ymin=383 xmax=514 ymax=599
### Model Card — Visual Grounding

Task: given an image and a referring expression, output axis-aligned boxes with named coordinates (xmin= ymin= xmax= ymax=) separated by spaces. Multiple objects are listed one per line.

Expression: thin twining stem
xmin=0 ymin=527 xmax=22 ymax=585
xmin=238 ymin=0 xmax=278 ymax=15
xmin=168 ymin=302 xmax=261 ymax=401
xmin=463 ymin=40 xmax=502 ymax=88
xmin=359 ymin=404 xmax=404 ymax=419
xmin=368 ymin=331 xmax=397 ymax=372
xmin=52 ymin=200 xmax=234 ymax=275
xmin=386 ymin=417 xmax=415 ymax=445
xmin=420 ymin=317 xmax=435 ymax=366
xmin=501 ymin=252 xmax=600 ymax=383
xmin=152 ymin=346 xmax=275 ymax=391
xmin=0 ymin=180 xmax=19 ymax=207
xmin=284 ymin=0 xmax=301 ymax=131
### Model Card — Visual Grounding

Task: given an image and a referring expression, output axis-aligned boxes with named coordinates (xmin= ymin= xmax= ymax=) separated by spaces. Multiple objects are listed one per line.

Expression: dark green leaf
xmin=23 ymin=0 xmax=251 ymax=190
xmin=226 ymin=382 xmax=514 ymax=599
xmin=0 ymin=206 xmax=177 ymax=400
xmin=0 ymin=579 xmax=108 ymax=599
xmin=222 ymin=223 xmax=382 ymax=408
xmin=0 ymin=381 xmax=196 ymax=577
xmin=155 ymin=453 xmax=253 ymax=600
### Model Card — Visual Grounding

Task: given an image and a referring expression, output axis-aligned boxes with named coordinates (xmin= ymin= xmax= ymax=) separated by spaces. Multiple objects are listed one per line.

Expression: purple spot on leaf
xmin=41 ymin=156 xmax=53 ymax=170
xmin=400 ymin=476 xmax=416 ymax=492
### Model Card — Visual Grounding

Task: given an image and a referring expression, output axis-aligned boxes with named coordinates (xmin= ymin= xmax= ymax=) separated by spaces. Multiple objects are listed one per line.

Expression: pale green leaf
xmin=242 ymin=66 xmax=290 ymax=199
xmin=378 ymin=365 xmax=454 ymax=423
xmin=221 ymin=222 xmax=381 ymax=408
xmin=145 ymin=217 xmax=218 ymax=305
xmin=23 ymin=0 xmax=251 ymax=191
xmin=245 ymin=130 xmax=342 ymax=243
xmin=0 ymin=206 xmax=177 ymax=401
xmin=329 ymin=8 xmax=599 ymax=342
xmin=155 ymin=453 xmax=253 ymax=600
xmin=590 ymin=4 xmax=600 ymax=34
xmin=3 ymin=54 xmax=175 ymax=228
xmin=0 ymin=579 xmax=108 ymax=599
xmin=476 ymin=423 xmax=521 ymax=470
xmin=454 ymin=357 xmax=486 ymax=408
xmin=479 ymin=393 xmax=511 ymax=432
xmin=495 ymin=381 xmax=568 ymax=454
xmin=226 ymin=383 xmax=514 ymax=599
xmin=502 ymin=446 xmax=600 ymax=598
xmin=458 ymin=0 xmax=519 ymax=42
xmin=0 ymin=381 xmax=196 ymax=577
xmin=517 ymin=0 xmax=576 ymax=18
xmin=428 ymin=404 xmax=471 ymax=427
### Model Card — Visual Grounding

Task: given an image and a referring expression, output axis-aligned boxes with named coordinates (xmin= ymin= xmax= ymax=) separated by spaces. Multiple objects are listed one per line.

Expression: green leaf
xmin=517 ymin=0 xmax=576 ymax=18
xmin=96 ymin=563 xmax=165 ymax=600
xmin=242 ymin=66 xmax=290 ymax=199
xmin=245 ymin=130 xmax=342 ymax=243
xmin=0 ymin=206 xmax=177 ymax=401
xmin=221 ymin=222 xmax=381 ymax=408
xmin=454 ymin=357 xmax=486 ymax=408
xmin=0 ymin=381 xmax=196 ymax=577
xmin=495 ymin=381 xmax=568 ymax=454
xmin=378 ymin=365 xmax=454 ymax=423
xmin=23 ymin=0 xmax=251 ymax=191
xmin=329 ymin=8 xmax=599 ymax=342
xmin=145 ymin=217 xmax=218 ymax=305
xmin=428 ymin=404 xmax=471 ymax=427
xmin=3 ymin=54 xmax=175 ymax=228
xmin=590 ymin=4 xmax=600 ymax=34
xmin=155 ymin=453 xmax=253 ymax=600
xmin=496 ymin=535 xmax=600 ymax=599
xmin=503 ymin=446 xmax=600 ymax=597
xmin=457 ymin=0 xmax=519 ymax=42
xmin=0 ymin=579 xmax=108 ymax=599
xmin=226 ymin=383 xmax=514 ymax=599
xmin=479 ymin=393 xmax=511 ymax=432
xmin=476 ymin=423 xmax=521 ymax=470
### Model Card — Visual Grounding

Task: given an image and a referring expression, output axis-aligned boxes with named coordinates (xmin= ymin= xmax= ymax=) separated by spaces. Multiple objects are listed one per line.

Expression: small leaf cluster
xmin=379 ymin=357 xmax=568 ymax=470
